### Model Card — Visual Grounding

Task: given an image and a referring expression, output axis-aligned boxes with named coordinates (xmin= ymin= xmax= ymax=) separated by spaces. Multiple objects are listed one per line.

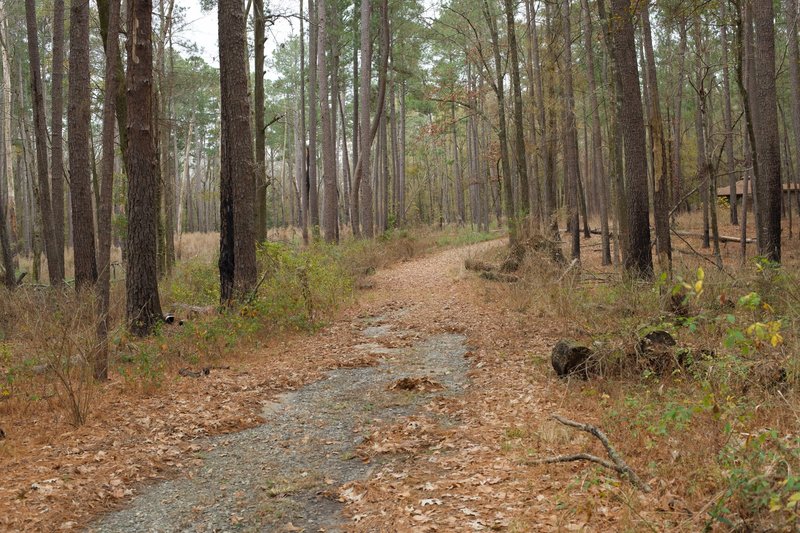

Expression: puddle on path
xmin=90 ymin=315 xmax=468 ymax=532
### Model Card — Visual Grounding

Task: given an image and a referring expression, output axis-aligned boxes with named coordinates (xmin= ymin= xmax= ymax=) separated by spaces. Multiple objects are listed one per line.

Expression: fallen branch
xmin=556 ymin=258 xmax=580 ymax=283
xmin=673 ymin=231 xmax=754 ymax=244
xmin=535 ymin=414 xmax=652 ymax=492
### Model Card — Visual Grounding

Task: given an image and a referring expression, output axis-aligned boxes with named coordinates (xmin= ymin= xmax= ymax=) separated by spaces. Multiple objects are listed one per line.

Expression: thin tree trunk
xmin=96 ymin=0 xmax=121 ymax=380
xmin=721 ymin=0 xmax=738 ymax=225
xmin=581 ymin=0 xmax=610 ymax=264
xmin=298 ymin=0 xmax=309 ymax=243
xmin=561 ymin=0 xmax=580 ymax=261
xmin=308 ymin=0 xmax=319 ymax=235
xmin=317 ymin=0 xmax=337 ymax=242
xmin=482 ymin=0 xmax=517 ymax=245
xmin=641 ymin=3 xmax=671 ymax=273
xmin=504 ymin=0 xmax=529 ymax=218
xmin=254 ymin=0 xmax=267 ymax=242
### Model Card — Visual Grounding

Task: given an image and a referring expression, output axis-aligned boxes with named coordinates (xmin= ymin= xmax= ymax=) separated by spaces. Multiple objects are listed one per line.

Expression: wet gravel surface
xmin=90 ymin=312 xmax=469 ymax=532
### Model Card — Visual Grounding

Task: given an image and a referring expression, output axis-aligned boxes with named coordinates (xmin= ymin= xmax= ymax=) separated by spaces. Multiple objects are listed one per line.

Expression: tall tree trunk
xmin=787 ymin=0 xmax=800 ymax=226
xmin=69 ymin=0 xmax=98 ymax=288
xmin=317 ymin=0 xmax=337 ymax=242
xmin=752 ymin=0 xmax=782 ymax=261
xmin=695 ymin=16 xmax=710 ymax=249
xmin=451 ymin=100 xmax=465 ymax=225
xmin=504 ymin=0 xmax=530 ymax=218
xmin=308 ymin=0 xmax=320 ymax=235
xmin=672 ymin=20 xmax=687 ymax=215
xmin=581 ymin=0 xmax=610 ymax=264
xmin=51 ymin=0 xmax=66 ymax=277
xmin=356 ymin=0 xmax=373 ymax=237
xmin=26 ymin=0 xmax=65 ymax=286
xmin=641 ymin=3 xmax=671 ymax=272
xmin=609 ymin=0 xmax=653 ymax=278
xmin=219 ymin=0 xmax=258 ymax=301
xmin=482 ymin=0 xmax=517 ymax=245
xmin=561 ymin=0 xmax=580 ymax=260
xmin=298 ymin=0 xmax=309 ymax=243
xmin=97 ymin=0 xmax=129 ymax=164
xmin=254 ymin=0 xmax=267 ymax=242
xmin=126 ymin=0 xmax=163 ymax=335
xmin=721 ymin=0 xmax=738 ymax=225
xmin=354 ymin=0 xmax=389 ymax=238
xmin=96 ymin=0 xmax=121 ymax=381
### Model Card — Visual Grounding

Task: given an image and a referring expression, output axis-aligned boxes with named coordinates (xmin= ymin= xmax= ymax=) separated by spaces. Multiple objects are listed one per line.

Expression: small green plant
xmin=710 ymin=430 xmax=800 ymax=530
xmin=118 ymin=343 xmax=165 ymax=393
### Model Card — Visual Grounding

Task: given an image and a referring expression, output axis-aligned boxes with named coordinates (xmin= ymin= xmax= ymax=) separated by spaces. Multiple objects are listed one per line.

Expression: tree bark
xmin=68 ymin=0 xmax=98 ymax=288
xmin=752 ymin=0 xmax=782 ymax=261
xmin=51 ymin=0 xmax=66 ymax=277
xmin=609 ymin=0 xmax=652 ymax=278
xmin=126 ymin=0 xmax=163 ymax=335
xmin=561 ymin=0 xmax=580 ymax=261
xmin=219 ymin=0 xmax=258 ymax=300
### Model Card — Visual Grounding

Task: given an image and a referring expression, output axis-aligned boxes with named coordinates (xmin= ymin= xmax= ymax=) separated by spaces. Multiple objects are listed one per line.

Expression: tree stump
xmin=551 ymin=340 xmax=593 ymax=378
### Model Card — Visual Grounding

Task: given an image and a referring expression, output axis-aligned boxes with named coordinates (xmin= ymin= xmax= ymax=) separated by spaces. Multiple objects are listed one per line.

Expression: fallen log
xmin=464 ymin=258 xmax=498 ymax=272
xmin=479 ymin=271 xmax=519 ymax=283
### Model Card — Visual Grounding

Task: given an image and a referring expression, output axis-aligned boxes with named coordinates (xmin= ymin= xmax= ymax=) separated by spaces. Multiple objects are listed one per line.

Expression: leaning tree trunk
xmin=609 ymin=0 xmax=653 ymax=278
xmin=126 ymin=0 xmax=163 ymax=335
xmin=641 ymin=3 xmax=671 ymax=273
xmin=69 ymin=0 xmax=98 ymax=289
xmin=219 ymin=0 xmax=258 ymax=300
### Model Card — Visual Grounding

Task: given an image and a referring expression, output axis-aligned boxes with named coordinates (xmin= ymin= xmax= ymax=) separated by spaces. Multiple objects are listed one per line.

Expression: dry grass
xmin=468 ymin=210 xmax=800 ymax=530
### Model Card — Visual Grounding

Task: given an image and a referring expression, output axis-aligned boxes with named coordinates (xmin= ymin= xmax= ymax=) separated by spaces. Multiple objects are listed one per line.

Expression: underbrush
xmin=477 ymin=245 xmax=800 ymax=530
xmin=0 ymin=226 xmax=494 ymax=427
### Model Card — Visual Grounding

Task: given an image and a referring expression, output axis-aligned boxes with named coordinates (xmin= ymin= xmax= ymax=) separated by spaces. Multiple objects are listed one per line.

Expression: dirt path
xmin=89 ymin=241 xmax=501 ymax=532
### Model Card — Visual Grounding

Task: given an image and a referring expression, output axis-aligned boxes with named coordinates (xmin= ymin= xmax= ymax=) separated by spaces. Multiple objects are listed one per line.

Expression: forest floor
xmin=4 ymin=217 xmax=799 ymax=531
